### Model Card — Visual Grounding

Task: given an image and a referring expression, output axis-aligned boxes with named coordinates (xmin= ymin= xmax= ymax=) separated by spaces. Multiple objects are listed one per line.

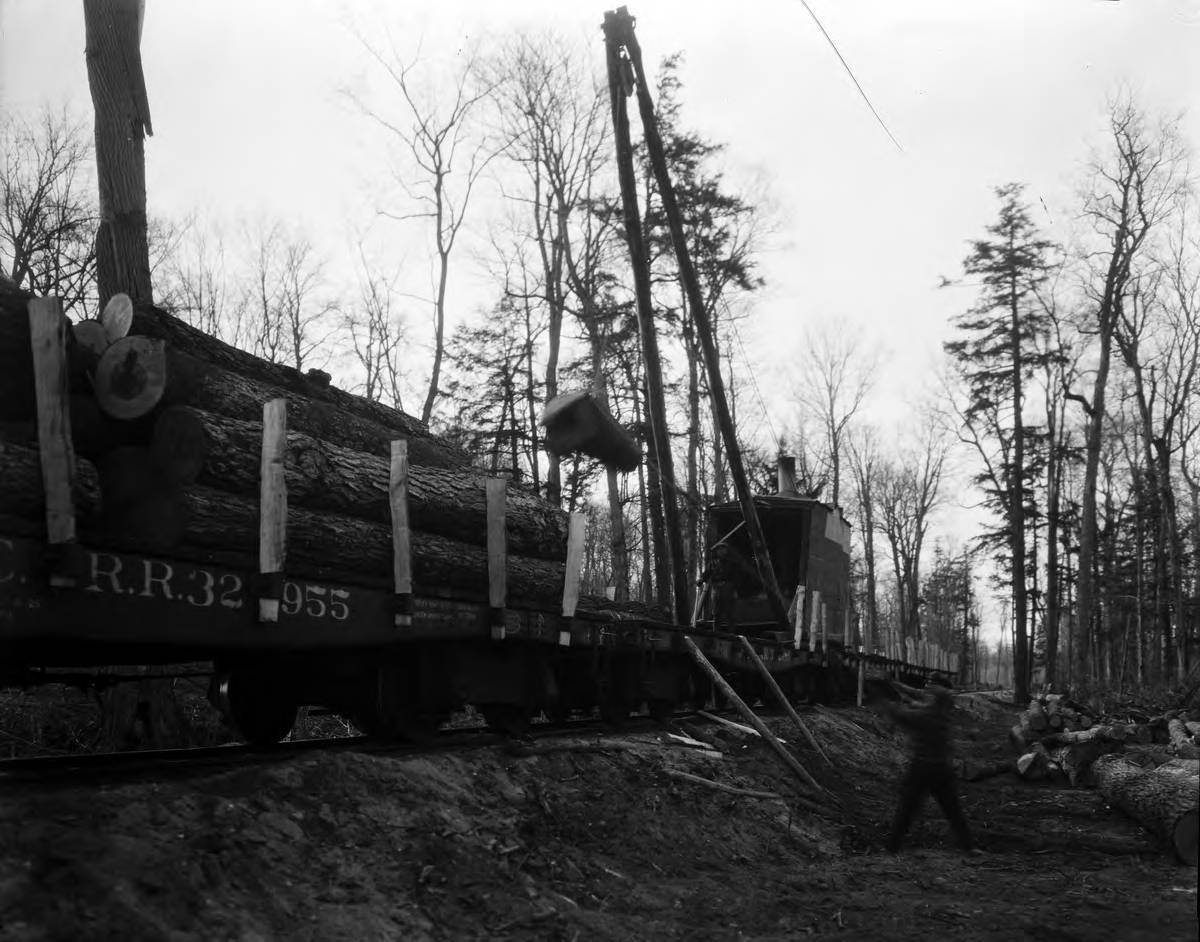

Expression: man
xmin=886 ymin=679 xmax=975 ymax=854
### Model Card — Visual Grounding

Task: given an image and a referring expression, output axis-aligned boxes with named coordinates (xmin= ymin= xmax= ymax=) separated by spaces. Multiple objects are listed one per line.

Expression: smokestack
xmin=777 ymin=455 xmax=797 ymax=496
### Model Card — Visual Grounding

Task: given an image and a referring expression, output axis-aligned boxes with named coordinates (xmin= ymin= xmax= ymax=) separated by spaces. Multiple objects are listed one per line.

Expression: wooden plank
xmin=560 ymin=511 xmax=586 ymax=645
xmin=791 ymin=584 xmax=805 ymax=649
xmin=258 ymin=398 xmax=287 ymax=623
xmin=486 ymin=477 xmax=507 ymax=640
xmin=808 ymin=589 xmax=820 ymax=652
xmin=389 ymin=439 xmax=413 ymax=627
xmin=736 ymin=635 xmax=832 ymax=768
xmin=27 ymin=298 xmax=77 ymax=555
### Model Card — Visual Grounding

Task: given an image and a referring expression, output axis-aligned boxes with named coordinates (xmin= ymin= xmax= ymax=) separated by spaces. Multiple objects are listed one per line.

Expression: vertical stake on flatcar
xmin=28 ymin=297 xmax=78 ymax=587
xmin=258 ymin=398 xmax=287 ymax=623
xmin=807 ymin=589 xmax=818 ymax=654
xmin=792 ymin=584 xmax=806 ymax=650
xmin=486 ymin=477 xmax=508 ymax=640
xmin=389 ymin=439 xmax=414 ymax=628
xmin=560 ymin=512 xmax=586 ymax=646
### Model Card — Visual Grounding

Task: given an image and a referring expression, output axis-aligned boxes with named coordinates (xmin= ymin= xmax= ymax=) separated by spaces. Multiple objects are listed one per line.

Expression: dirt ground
xmin=0 ymin=692 xmax=1195 ymax=942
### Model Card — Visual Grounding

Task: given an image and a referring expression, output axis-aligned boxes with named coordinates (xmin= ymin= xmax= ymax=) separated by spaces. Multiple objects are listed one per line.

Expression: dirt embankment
xmin=0 ymin=694 xmax=1196 ymax=941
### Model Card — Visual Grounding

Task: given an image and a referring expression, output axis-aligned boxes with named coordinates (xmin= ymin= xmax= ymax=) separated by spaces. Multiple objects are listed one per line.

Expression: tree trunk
xmin=1092 ymin=754 xmax=1199 ymax=865
xmin=1009 ymin=270 xmax=1030 ymax=706
xmin=84 ymin=0 xmax=153 ymax=307
xmin=149 ymin=406 xmax=569 ymax=560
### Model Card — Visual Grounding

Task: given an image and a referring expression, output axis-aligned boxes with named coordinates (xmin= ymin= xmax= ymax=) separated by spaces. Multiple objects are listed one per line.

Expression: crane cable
xmin=797 ymin=0 xmax=904 ymax=153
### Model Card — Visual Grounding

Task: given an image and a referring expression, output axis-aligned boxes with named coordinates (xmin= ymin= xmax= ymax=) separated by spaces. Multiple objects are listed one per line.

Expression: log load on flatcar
xmin=1 ymin=283 xmax=953 ymax=746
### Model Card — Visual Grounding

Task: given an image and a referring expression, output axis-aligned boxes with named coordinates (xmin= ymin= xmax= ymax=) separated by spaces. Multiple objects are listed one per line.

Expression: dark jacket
xmin=889 ymin=695 xmax=953 ymax=765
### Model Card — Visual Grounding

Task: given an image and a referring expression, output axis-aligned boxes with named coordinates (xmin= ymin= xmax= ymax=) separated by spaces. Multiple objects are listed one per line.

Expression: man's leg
xmin=887 ymin=763 xmax=927 ymax=852
xmin=929 ymin=765 xmax=973 ymax=851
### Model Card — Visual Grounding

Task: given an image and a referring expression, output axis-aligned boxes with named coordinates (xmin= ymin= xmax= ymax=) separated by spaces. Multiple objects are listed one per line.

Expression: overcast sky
xmin=2 ymin=0 xmax=1198 ymax=637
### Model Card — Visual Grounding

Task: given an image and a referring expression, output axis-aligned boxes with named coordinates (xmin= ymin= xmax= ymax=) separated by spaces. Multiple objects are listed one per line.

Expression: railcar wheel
xmin=219 ymin=668 xmax=297 ymax=748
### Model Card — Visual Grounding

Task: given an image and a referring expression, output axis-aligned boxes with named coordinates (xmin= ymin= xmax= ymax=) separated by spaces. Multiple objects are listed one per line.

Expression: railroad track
xmin=0 ymin=710 xmax=714 ymax=786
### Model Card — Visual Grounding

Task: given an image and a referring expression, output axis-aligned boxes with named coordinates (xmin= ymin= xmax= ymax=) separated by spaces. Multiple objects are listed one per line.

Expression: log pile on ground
xmin=0 ymin=286 xmax=593 ymax=608
xmin=1005 ymin=689 xmax=1200 ymax=864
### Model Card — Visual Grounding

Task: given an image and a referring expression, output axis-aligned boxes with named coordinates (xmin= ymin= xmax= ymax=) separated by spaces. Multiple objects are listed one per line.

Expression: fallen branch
xmin=664 ymin=769 xmax=784 ymax=801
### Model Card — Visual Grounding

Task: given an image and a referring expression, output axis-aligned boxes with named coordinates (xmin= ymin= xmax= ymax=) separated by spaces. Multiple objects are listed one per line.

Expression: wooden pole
xmin=258 ymin=398 xmax=287 ymax=623
xmin=560 ymin=512 xmax=587 ymax=645
xmin=389 ymin=439 xmax=413 ymax=628
xmin=857 ymin=655 xmax=865 ymax=707
xmin=601 ymin=14 xmax=689 ymax=627
xmin=486 ymin=477 xmax=508 ymax=640
xmin=84 ymin=0 xmax=154 ymax=306
xmin=736 ymin=635 xmax=833 ymax=768
xmin=615 ymin=11 xmax=789 ymax=627
xmin=683 ymin=636 xmax=829 ymax=801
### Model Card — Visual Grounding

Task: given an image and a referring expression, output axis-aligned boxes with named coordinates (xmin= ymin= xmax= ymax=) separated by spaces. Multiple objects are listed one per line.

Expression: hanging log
xmin=149 ymin=406 xmax=568 ymax=560
xmin=100 ymin=484 xmax=566 ymax=604
xmin=1092 ymin=754 xmax=1199 ymax=865
xmin=129 ymin=303 xmax=467 ymax=468
xmin=542 ymin=390 xmax=640 ymax=472
xmin=0 ymin=440 xmax=101 ymax=521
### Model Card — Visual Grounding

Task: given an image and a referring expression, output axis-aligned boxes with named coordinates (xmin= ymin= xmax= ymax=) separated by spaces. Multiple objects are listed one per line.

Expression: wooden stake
xmin=857 ymin=655 xmax=865 ymax=708
xmin=683 ymin=636 xmax=828 ymax=799
xmin=258 ymin=398 xmax=287 ymax=623
xmin=791 ymin=584 xmax=805 ymax=648
xmin=736 ymin=635 xmax=833 ymax=768
xmin=389 ymin=439 xmax=413 ymax=627
xmin=486 ymin=477 xmax=507 ymax=640
xmin=808 ymin=589 xmax=820 ymax=653
xmin=560 ymin=511 xmax=586 ymax=645
xmin=27 ymin=298 xmax=77 ymax=555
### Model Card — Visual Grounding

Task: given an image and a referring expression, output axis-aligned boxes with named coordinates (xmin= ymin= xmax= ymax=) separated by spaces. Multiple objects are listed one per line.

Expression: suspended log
xmin=130 ymin=303 xmax=467 ymax=468
xmin=149 ymin=406 xmax=568 ymax=560
xmin=0 ymin=439 xmax=101 ymax=521
xmin=1092 ymin=754 xmax=1199 ymax=865
xmin=542 ymin=390 xmax=640 ymax=472
xmin=100 ymin=484 xmax=566 ymax=604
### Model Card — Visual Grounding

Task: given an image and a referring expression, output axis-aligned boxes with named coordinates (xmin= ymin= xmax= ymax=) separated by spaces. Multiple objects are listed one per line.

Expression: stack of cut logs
xmin=1 ymin=284 xmax=589 ymax=607
xmin=1008 ymin=691 xmax=1199 ymax=865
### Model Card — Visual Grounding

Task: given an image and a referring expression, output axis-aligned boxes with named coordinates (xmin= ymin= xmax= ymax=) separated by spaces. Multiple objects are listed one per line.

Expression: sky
xmin=2 ymin=0 xmax=1198 ymax=639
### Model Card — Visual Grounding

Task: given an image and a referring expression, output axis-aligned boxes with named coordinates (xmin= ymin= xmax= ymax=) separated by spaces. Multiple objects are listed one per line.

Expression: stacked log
xmin=1092 ymin=754 xmax=1199 ymax=865
xmin=0 ymin=288 xmax=584 ymax=608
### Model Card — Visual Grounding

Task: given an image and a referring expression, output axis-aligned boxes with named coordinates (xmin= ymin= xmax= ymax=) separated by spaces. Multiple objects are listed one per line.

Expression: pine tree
xmin=944 ymin=183 xmax=1059 ymax=704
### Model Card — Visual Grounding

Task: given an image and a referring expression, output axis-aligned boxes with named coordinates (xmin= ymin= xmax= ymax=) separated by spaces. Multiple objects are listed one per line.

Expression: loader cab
xmin=703 ymin=458 xmax=853 ymax=647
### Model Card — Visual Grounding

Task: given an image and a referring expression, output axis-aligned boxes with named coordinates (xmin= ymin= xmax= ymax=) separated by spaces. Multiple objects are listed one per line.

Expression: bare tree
xmin=847 ymin=426 xmax=883 ymax=652
xmin=490 ymin=31 xmax=612 ymax=506
xmin=345 ymin=242 xmax=406 ymax=408
xmin=351 ymin=35 xmax=501 ymax=424
xmin=796 ymin=319 xmax=878 ymax=508
xmin=1069 ymin=95 xmax=1190 ymax=689
xmin=156 ymin=216 xmax=247 ymax=346
xmin=876 ymin=414 xmax=948 ymax=644
xmin=242 ymin=220 xmax=336 ymax=371
xmin=0 ymin=107 xmax=97 ymax=313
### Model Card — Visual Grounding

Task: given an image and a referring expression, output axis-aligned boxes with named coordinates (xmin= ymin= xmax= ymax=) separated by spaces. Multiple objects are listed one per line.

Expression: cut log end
xmin=1173 ymin=809 xmax=1198 ymax=867
xmin=95 ymin=336 xmax=167 ymax=420
xmin=152 ymin=405 xmax=210 ymax=484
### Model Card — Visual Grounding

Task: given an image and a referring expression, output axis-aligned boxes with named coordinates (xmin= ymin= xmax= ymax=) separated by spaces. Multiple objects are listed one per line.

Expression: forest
xmin=2 ymin=27 xmax=1197 ymax=709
